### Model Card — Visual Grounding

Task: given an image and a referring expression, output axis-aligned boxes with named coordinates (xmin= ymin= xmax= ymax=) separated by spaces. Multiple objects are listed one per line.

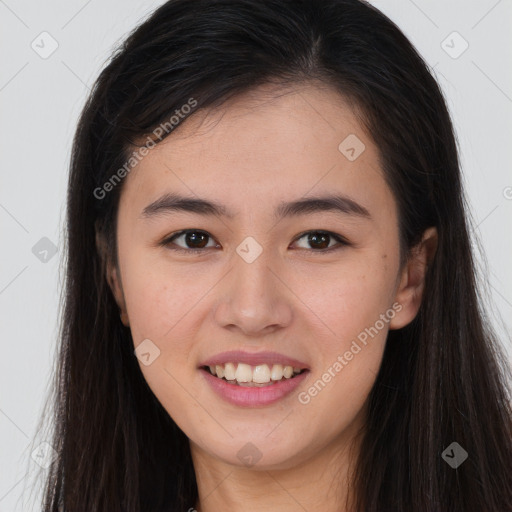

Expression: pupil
xmin=186 ymin=231 xmax=208 ymax=248
xmin=309 ymin=232 xmax=329 ymax=249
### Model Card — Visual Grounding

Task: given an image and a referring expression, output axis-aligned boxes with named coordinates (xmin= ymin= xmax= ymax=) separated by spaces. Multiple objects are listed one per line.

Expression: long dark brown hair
xmin=35 ymin=0 xmax=512 ymax=510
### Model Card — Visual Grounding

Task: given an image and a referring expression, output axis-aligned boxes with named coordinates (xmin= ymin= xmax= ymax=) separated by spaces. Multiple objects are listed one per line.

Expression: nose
xmin=213 ymin=248 xmax=293 ymax=338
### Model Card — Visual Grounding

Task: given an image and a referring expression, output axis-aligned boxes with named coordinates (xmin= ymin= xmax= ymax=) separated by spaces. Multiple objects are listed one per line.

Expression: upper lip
xmin=199 ymin=350 xmax=310 ymax=370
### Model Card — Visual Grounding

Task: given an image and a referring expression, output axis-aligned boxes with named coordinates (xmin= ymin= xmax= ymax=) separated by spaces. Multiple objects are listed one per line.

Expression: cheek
xmin=303 ymin=257 xmax=397 ymax=350
xmin=120 ymin=256 xmax=208 ymax=341
xmin=119 ymin=260 xmax=208 ymax=423
xmin=293 ymin=257 xmax=396 ymax=414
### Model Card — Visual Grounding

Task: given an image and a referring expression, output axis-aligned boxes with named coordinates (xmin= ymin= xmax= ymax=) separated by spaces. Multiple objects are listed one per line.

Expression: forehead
xmin=148 ymin=82 xmax=370 ymax=161
xmin=120 ymin=82 xmax=391 ymax=218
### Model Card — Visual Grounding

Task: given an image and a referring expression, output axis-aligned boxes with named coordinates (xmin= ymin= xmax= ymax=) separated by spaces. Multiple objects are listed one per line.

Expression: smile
xmin=203 ymin=362 xmax=306 ymax=386
xmin=200 ymin=365 xmax=310 ymax=407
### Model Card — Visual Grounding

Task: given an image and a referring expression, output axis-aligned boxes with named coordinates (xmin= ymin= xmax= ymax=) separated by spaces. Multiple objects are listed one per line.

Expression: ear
xmin=95 ymin=225 xmax=130 ymax=327
xmin=389 ymin=227 xmax=438 ymax=330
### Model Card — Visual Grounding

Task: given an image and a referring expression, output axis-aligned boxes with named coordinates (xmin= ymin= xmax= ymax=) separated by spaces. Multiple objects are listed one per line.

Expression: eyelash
xmin=159 ymin=229 xmax=350 ymax=255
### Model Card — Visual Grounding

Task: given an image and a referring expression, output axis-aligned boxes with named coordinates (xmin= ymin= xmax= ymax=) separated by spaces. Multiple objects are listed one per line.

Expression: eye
xmin=161 ymin=230 xmax=218 ymax=253
xmin=292 ymin=230 xmax=349 ymax=252
xmin=160 ymin=229 xmax=349 ymax=254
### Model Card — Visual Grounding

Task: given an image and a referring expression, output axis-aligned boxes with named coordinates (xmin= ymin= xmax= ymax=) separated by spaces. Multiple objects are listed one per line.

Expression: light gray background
xmin=1 ymin=1 xmax=511 ymax=510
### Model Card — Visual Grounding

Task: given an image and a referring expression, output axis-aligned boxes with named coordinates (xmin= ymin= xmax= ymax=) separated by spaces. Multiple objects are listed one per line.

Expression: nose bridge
xmin=233 ymin=242 xmax=274 ymax=300
xmin=213 ymin=238 xmax=293 ymax=334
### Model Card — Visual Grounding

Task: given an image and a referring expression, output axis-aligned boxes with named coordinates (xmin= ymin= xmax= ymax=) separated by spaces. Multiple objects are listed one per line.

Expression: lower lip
xmin=200 ymin=368 xmax=309 ymax=407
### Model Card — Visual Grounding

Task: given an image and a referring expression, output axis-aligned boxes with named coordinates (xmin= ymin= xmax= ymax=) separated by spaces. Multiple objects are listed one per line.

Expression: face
xmin=107 ymin=82 xmax=426 ymax=471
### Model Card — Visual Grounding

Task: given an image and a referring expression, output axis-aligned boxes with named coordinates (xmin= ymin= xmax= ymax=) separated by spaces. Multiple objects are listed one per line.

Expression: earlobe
xmin=389 ymin=227 xmax=438 ymax=330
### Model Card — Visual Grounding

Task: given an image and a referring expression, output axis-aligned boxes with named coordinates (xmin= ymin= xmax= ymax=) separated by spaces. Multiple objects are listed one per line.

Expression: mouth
xmin=200 ymin=362 xmax=309 ymax=387
xmin=198 ymin=351 xmax=310 ymax=406
xmin=200 ymin=362 xmax=310 ymax=407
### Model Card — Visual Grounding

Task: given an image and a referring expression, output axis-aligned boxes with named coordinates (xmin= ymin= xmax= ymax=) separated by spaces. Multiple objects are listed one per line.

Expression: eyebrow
xmin=140 ymin=192 xmax=371 ymax=221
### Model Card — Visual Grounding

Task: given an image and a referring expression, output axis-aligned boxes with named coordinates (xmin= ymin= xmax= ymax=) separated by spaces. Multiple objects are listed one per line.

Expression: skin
xmin=104 ymin=81 xmax=437 ymax=511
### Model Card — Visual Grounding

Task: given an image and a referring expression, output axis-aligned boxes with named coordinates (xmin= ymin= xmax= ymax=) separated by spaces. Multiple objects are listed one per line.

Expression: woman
xmin=40 ymin=0 xmax=512 ymax=510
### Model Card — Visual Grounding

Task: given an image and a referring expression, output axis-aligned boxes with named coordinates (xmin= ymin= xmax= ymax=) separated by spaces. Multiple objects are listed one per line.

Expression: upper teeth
xmin=208 ymin=363 xmax=302 ymax=383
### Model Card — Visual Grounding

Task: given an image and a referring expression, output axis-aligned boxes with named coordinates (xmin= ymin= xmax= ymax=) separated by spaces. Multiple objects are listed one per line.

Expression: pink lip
xmin=200 ymin=368 xmax=310 ymax=407
xmin=199 ymin=350 xmax=310 ymax=369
